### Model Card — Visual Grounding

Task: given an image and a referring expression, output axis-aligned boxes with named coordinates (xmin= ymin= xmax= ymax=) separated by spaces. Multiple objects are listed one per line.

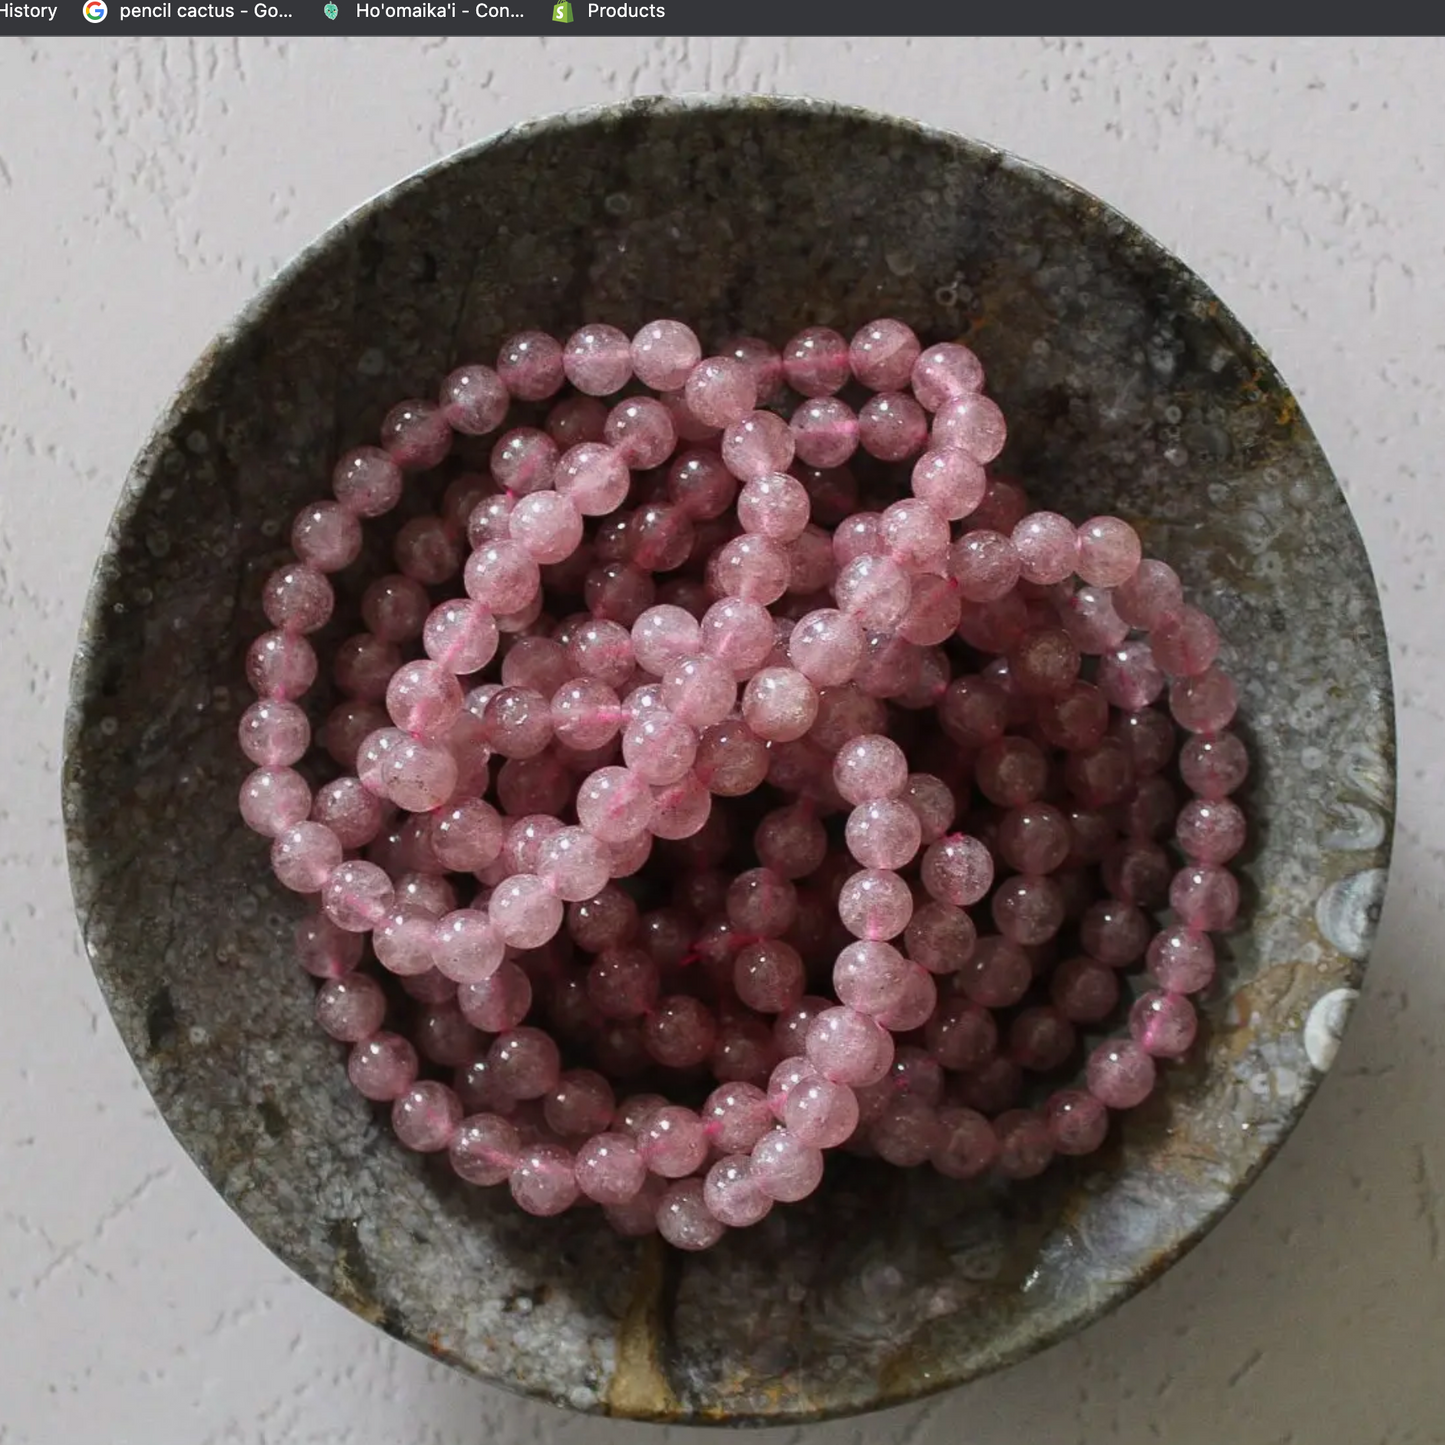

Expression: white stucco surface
xmin=1 ymin=36 xmax=1442 ymax=1444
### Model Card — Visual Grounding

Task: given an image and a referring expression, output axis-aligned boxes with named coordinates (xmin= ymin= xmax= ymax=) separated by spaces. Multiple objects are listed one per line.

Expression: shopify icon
xmin=552 ymin=1 xmax=573 ymax=18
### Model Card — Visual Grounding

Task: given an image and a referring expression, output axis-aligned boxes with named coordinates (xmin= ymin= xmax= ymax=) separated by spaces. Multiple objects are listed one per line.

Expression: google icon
xmin=83 ymin=0 xmax=107 ymax=18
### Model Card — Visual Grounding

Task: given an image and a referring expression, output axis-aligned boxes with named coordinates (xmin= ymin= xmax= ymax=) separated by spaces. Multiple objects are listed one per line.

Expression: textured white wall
xmin=2 ymin=37 xmax=1442 ymax=1445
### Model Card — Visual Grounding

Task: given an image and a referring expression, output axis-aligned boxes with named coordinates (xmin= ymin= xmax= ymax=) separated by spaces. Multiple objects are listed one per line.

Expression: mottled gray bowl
xmin=62 ymin=97 xmax=1394 ymax=1424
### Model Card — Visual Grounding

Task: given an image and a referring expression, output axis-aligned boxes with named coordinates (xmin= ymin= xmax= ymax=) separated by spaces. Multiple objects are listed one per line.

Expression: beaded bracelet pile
xmin=238 ymin=317 xmax=1245 ymax=1250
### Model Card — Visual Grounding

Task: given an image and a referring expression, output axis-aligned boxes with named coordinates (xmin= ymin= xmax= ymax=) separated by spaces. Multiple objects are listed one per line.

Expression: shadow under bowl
xmin=62 ymin=97 xmax=1395 ymax=1424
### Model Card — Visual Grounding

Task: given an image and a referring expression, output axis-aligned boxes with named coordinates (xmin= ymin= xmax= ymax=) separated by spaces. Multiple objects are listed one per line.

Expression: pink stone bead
xmin=1170 ymin=862 xmax=1241 ymax=930
xmin=315 ymin=973 xmax=386 ymax=1042
xmin=571 ymin=1132 xmax=646 ymax=1205
xmin=684 ymin=355 xmax=758 ymax=429
xmin=932 ymin=392 xmax=1006 ymax=463
xmin=735 ymin=940 xmax=806 ymax=1013
xmin=700 ymin=597 xmax=777 ymax=678
xmin=291 ymin=500 xmax=362 ymax=573
xmin=837 ymin=869 xmax=913 ymax=941
xmin=262 ymin=563 xmax=333 ymax=635
xmin=605 ymin=396 xmax=677 ymax=471
xmin=1045 ymin=1089 xmax=1109 ymax=1156
xmin=1098 ymin=641 xmax=1166 ymax=712
xmin=1011 ymin=511 xmax=1078 ymax=585
xmin=953 ymin=1056 xmax=1023 ymax=1116
xmin=1177 ymin=797 xmax=1246 ymax=864
xmin=858 ymin=392 xmax=928 ymax=462
xmin=449 ymin=1113 xmax=522 ymax=1186
xmin=910 ymin=448 xmax=985 ymax=524
xmin=958 ymin=936 xmax=1032 ymax=1008
xmin=898 ymin=574 xmax=962 ymax=648
xmin=246 ymin=630 xmax=317 ymax=702
xmin=749 ymin=1127 xmax=824 ymax=1203
xmin=576 ymin=765 xmax=654 ymax=844
xmin=712 ymin=533 xmax=791 ymax=605
xmin=1102 ymin=839 xmax=1172 ymax=907
xmin=737 ymin=472 xmax=811 ymax=544
xmin=603 ymin=1176 xmax=666 ymax=1237
xmin=900 ymin=773 xmax=956 ymax=844
xmin=772 ymin=997 xmax=831 ymax=1061
xmin=1130 ymin=989 xmax=1198 ymax=1058
xmin=878 ymin=498 xmax=948 ymax=575
xmin=432 ymin=909 xmax=504 ymax=984
xmin=1179 ymin=730 xmax=1249 ymax=798
xmin=949 ymin=530 xmax=1020 ymax=603
xmin=497 ymin=330 xmax=566 ymax=401
xmin=667 ymin=449 xmax=736 ymax=521
xmin=382 ymin=736 xmax=458 ymax=811
xmin=348 ymin=1033 xmax=419 ymax=1101
xmin=702 ymin=1082 xmax=775 ymax=1153
xmin=1036 ymin=681 xmax=1110 ymax=753
xmin=1170 ymin=667 xmax=1239 ymax=735
xmin=726 ymin=867 xmax=799 ymax=938
xmin=644 ymin=995 xmax=717 ymax=1069
xmin=721 ymin=410 xmax=795 ymax=483
xmin=551 ymin=441 xmax=629 ymax=517
xmin=1075 ymin=516 xmax=1142 ymax=587
xmin=311 ymin=778 xmax=382 ymax=855
xmin=381 ymin=399 xmax=451 ymax=470
xmin=535 ymin=826 xmax=610 ymax=903
xmin=779 ymin=1075 xmax=856 ymax=1149
xmin=630 ymin=319 xmax=701 ymax=391
xmin=845 ymin=799 xmax=923 ymax=871
xmin=455 ymin=960 xmax=531 ymax=1033
xmin=991 ymin=875 xmax=1066 ymax=944
xmin=545 ymin=395 xmax=608 ymax=450
xmin=1009 ymin=627 xmax=1081 ymax=698
xmin=810 ymin=683 xmax=887 ymax=751
xmin=994 ymin=1110 xmax=1054 ymax=1179
xmin=567 ymin=885 xmax=639 ymax=952
xmin=506 ymin=491 xmax=582 ymax=567
xmin=754 ymin=802 xmax=828 ymax=881
xmin=904 ymin=901 xmax=977 ymax=976
xmin=562 ymin=323 xmax=633 ymax=396
xmin=487 ymin=1026 xmax=561 ymax=1102
xmin=420 ymin=600 xmax=497 ymax=676
xmin=333 ymin=635 xmax=401 ymax=703
xmin=658 ymin=658 xmax=734 ymax=734
xmin=1058 ymin=585 xmax=1130 ymax=655
xmin=394 ymin=515 xmax=463 ymax=585
xmin=631 ymin=604 xmax=701 ymax=676
xmin=831 ymin=732 xmax=906 ymax=805
xmin=833 ymin=938 xmax=910 ymax=1017
xmin=1086 ymin=1039 xmax=1157 ymax=1109
xmin=238 ymin=699 xmax=309 ymax=768
xmin=1008 ymin=1005 xmax=1076 ymax=1072
xmin=702 ymin=1155 xmax=771 ymax=1228
xmin=780 ymin=326 xmax=848 ymax=397
xmin=481 ymin=685 xmax=552 ymax=759
xmin=510 ymin=1144 xmax=579 ymax=1216
xmin=489 ymin=874 xmax=564 ymax=949
xmin=391 ymin=1081 xmax=463 ymax=1153
xmin=1080 ymin=899 xmax=1150 ymax=966
xmin=585 ymin=562 xmax=656 ymax=627
xmin=694 ymin=719 xmax=769 ymax=796
xmin=656 ymin=1178 xmax=726 ymax=1249
xmin=428 ymin=798 xmax=502 ymax=872
xmin=846 ymin=318 xmax=919 ymax=391
xmin=538 ymin=1069 xmax=613 ymax=1139
xmin=467 ymin=491 xmax=514 ymax=548
xmin=767 ymin=1057 xmax=818 ymax=1118
xmin=742 ymin=667 xmax=819 ymax=743
xmin=386 ymin=659 xmax=463 ymax=741
xmin=464 ymin=540 xmax=541 ymax=617
xmin=790 ymin=397 xmax=859 ymax=469
xmin=332 ymin=445 xmax=403 ymax=518
xmin=920 ymin=833 xmax=994 ymax=906
xmin=271 ymin=821 xmax=343 ymax=893
xmin=931 ymin=1106 xmax=998 ymax=1178
xmin=321 ymin=859 xmax=393 ymax=932
xmin=911 ymin=342 xmax=985 ymax=410
xmin=1113 ymin=558 xmax=1184 ymax=629
xmin=621 ymin=709 xmax=698 ymax=786
xmin=639 ymin=1105 xmax=710 ymax=1179
xmin=358 ymin=575 xmax=427 ymax=645
xmin=871 ymin=1096 xmax=941 ymax=1168
xmin=938 ymin=676 xmax=1008 ymax=749
xmin=719 ymin=335 xmax=785 ymax=404
xmin=1064 ymin=738 xmax=1135 ymax=809
xmin=1147 ymin=925 xmax=1216 ymax=996
xmin=805 ymin=1006 xmax=893 ymax=1086
xmin=923 ymin=997 xmax=997 ymax=1072
xmin=997 ymin=803 xmax=1070 ymax=874
xmin=438 ymin=362 xmax=507 ymax=434
xmin=295 ymin=912 xmax=364 ymax=980
xmin=587 ymin=947 xmax=660 ymax=1020
xmin=1152 ymin=606 xmax=1220 ymax=678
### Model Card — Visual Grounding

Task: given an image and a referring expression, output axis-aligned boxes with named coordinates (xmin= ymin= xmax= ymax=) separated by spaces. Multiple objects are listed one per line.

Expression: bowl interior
xmin=63 ymin=98 xmax=1393 ymax=1423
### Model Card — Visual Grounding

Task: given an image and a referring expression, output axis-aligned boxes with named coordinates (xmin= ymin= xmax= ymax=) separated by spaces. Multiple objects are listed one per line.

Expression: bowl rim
xmin=62 ymin=92 xmax=1397 ymax=1423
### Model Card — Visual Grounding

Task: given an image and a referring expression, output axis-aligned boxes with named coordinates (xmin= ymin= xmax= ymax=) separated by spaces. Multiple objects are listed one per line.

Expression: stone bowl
xmin=62 ymin=96 xmax=1395 ymax=1424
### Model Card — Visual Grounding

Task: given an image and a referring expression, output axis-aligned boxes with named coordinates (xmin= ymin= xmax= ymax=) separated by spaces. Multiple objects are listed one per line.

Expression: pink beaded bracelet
xmin=238 ymin=316 xmax=1246 ymax=1251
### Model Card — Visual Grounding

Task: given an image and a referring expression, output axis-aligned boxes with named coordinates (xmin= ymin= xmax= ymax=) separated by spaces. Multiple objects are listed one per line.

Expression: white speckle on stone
xmin=1303 ymin=987 xmax=1361 ymax=1071
xmin=1315 ymin=868 xmax=1388 ymax=959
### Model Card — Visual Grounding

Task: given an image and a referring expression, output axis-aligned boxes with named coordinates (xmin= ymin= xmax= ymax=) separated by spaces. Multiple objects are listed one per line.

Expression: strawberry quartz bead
xmin=492 ymin=427 xmax=560 ymax=496
xmin=386 ymin=660 xmax=463 ymax=740
xmin=381 ymin=400 xmax=451 ymax=470
xmin=574 ymin=1133 xmax=647 ymax=1205
xmin=684 ymin=356 xmax=758 ymax=429
xmin=1098 ymin=641 xmax=1166 ymax=711
xmin=1170 ymin=668 xmax=1239 ymax=734
xmin=667 ymin=449 xmax=736 ymax=521
xmin=440 ymin=364 xmax=508 ymax=436
xmin=432 ymin=910 xmax=504 ymax=984
xmin=1050 ymin=955 xmax=1121 ymax=1023
xmin=423 ymin=600 xmax=500 ymax=676
xmin=920 ymin=834 xmax=994 ymax=907
xmin=333 ymin=446 xmax=403 ymax=518
xmin=719 ymin=335 xmax=785 ymax=404
xmin=1113 ymin=558 xmax=1184 ymax=629
xmin=912 ymin=447 xmax=987 ymax=522
xmin=702 ymin=1084 xmax=773 ymax=1155
xmin=639 ymin=1105 xmax=710 ymax=1179
xmin=450 ymin=1114 xmax=522 ymax=1187
xmin=240 ymin=766 xmax=310 ymax=838
xmin=1087 ymin=1039 xmax=1157 ymax=1109
xmin=858 ymin=393 xmax=929 ymax=462
xmin=1057 ymin=585 xmax=1130 ymax=655
xmin=992 ymin=876 xmax=1065 ymax=945
xmin=292 ymin=500 xmax=363 ymax=573
xmin=605 ymin=397 xmax=676 ymax=470
xmin=546 ymin=394 xmax=608 ymax=448
xmin=742 ymin=667 xmax=819 ymax=742
xmin=262 ymin=564 xmax=333 ymax=634
xmin=644 ymin=995 xmax=717 ymax=1069
xmin=806 ymin=1006 xmax=894 ymax=1086
xmin=901 ymin=773 xmax=956 ymax=843
xmin=1171 ymin=862 xmax=1241 ymax=930
xmin=993 ymin=1111 xmax=1054 ymax=1179
xmin=1009 ymin=628 xmax=1081 ymax=698
xmin=782 ymin=1076 xmax=859 ymax=1148
xmin=950 ymin=530 xmax=1021 ymax=602
xmin=837 ymin=869 xmax=913 ymax=941
xmin=911 ymin=342 xmax=985 ymax=410
xmin=393 ymin=1082 xmax=464 ymax=1153
xmin=931 ymin=1106 xmax=998 ymax=1179
xmin=238 ymin=699 xmax=309 ymax=767
xmin=246 ymin=630 xmax=317 ymax=702
xmin=563 ymin=323 xmax=633 ymax=396
xmin=1130 ymin=990 xmax=1198 ymax=1058
xmin=721 ymin=411 xmax=795 ymax=482
xmin=1075 ymin=516 xmax=1142 ymax=588
xmin=704 ymin=1156 xmax=772 ymax=1227
xmin=1045 ymin=1090 xmax=1109 ymax=1156
xmin=296 ymin=913 xmax=363 ymax=979
xmin=1152 ymin=605 xmax=1220 ymax=677
xmin=510 ymin=492 xmax=584 ymax=565
xmin=880 ymin=498 xmax=950 ymax=573
xmin=395 ymin=515 xmax=464 ymax=586
xmin=738 ymin=472 xmax=811 ymax=543
xmin=488 ymin=1027 xmax=562 ymax=1101
xmin=555 ymin=442 xmax=631 ymax=516
xmin=630 ymin=319 xmax=701 ymax=391
xmin=348 ymin=1034 xmax=419 ymax=1102
xmin=657 ymin=1180 xmax=726 ymax=1250
xmin=845 ymin=799 xmax=923 ymax=871
xmin=1177 ymin=797 xmax=1246 ymax=864
xmin=271 ymin=822 xmax=343 ymax=893
xmin=958 ymin=936 xmax=1032 ymax=1008
xmin=790 ymin=398 xmax=859 ymax=469
xmin=497 ymin=330 xmax=566 ymax=401
xmin=833 ymin=733 xmax=907 ymax=804
xmin=750 ymin=1127 xmax=825 ymax=1202
xmin=315 ymin=974 xmax=386 ymax=1041
xmin=932 ymin=392 xmax=1006 ymax=463
xmin=977 ymin=736 xmax=1049 ymax=807
xmin=1148 ymin=926 xmax=1216 ymax=994
xmin=631 ymin=604 xmax=701 ymax=676
xmin=835 ymin=554 xmax=912 ymax=631
xmin=511 ymin=1145 xmax=579 ymax=1217
xmin=782 ymin=326 xmax=850 ymax=397
xmin=1180 ymin=730 xmax=1249 ymax=797
xmin=1011 ymin=511 xmax=1077 ymax=585
xmin=849 ymin=318 xmax=921 ymax=392
xmin=362 ymin=575 xmax=429 ymax=643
